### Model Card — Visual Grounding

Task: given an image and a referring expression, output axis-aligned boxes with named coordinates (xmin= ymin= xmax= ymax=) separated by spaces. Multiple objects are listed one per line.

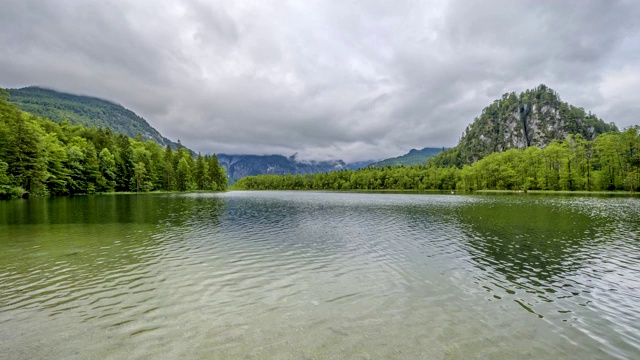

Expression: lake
xmin=1 ymin=191 xmax=639 ymax=359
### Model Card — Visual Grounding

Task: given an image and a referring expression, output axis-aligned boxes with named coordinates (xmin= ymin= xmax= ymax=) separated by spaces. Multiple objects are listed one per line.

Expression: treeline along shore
xmin=234 ymin=85 xmax=639 ymax=193
xmin=233 ymin=129 xmax=640 ymax=192
xmin=3 ymin=84 xmax=640 ymax=197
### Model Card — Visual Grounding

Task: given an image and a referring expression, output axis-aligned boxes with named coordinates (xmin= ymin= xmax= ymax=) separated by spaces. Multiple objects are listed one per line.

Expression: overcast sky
xmin=1 ymin=0 xmax=639 ymax=162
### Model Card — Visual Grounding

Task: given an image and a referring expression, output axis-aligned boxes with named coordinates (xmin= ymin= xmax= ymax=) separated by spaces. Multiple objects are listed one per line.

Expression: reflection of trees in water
xmin=453 ymin=197 xmax=611 ymax=308
xmin=0 ymin=193 xmax=226 ymax=226
xmin=0 ymin=193 xmax=226 ymax=319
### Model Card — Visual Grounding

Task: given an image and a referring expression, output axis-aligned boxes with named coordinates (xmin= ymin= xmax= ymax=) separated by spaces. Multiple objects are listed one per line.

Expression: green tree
xmin=97 ymin=148 xmax=117 ymax=192
xmin=163 ymin=145 xmax=175 ymax=191
xmin=115 ymin=134 xmax=135 ymax=191
xmin=83 ymin=141 xmax=100 ymax=193
xmin=42 ymin=132 xmax=70 ymax=195
xmin=0 ymin=160 xmax=14 ymax=198
xmin=194 ymin=153 xmax=210 ymax=190
xmin=3 ymin=113 xmax=48 ymax=195
xmin=594 ymin=133 xmax=622 ymax=190
xmin=176 ymin=157 xmax=192 ymax=191
xmin=133 ymin=162 xmax=148 ymax=192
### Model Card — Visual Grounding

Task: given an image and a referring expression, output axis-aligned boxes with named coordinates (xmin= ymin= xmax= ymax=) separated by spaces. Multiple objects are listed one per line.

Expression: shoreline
xmin=228 ymin=188 xmax=640 ymax=196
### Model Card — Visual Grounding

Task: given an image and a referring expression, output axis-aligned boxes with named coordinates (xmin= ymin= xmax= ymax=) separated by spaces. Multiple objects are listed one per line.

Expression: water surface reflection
xmin=0 ymin=192 xmax=638 ymax=359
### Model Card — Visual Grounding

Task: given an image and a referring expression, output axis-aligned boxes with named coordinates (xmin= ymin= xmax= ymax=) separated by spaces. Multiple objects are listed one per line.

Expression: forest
xmin=0 ymin=90 xmax=227 ymax=199
xmin=3 ymin=83 xmax=639 ymax=197
xmin=232 ymin=129 xmax=640 ymax=192
xmin=7 ymin=86 xmax=173 ymax=146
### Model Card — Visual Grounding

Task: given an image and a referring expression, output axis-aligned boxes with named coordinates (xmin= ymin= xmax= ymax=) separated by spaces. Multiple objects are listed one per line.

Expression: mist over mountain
xmin=370 ymin=147 xmax=445 ymax=168
xmin=217 ymin=154 xmax=374 ymax=183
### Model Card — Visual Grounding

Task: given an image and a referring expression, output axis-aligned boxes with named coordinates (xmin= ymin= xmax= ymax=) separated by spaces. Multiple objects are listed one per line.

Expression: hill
xmin=370 ymin=147 xmax=444 ymax=167
xmin=345 ymin=160 xmax=376 ymax=170
xmin=455 ymin=84 xmax=618 ymax=164
xmin=7 ymin=86 xmax=178 ymax=147
xmin=0 ymin=93 xmax=226 ymax=198
xmin=233 ymin=84 xmax=639 ymax=192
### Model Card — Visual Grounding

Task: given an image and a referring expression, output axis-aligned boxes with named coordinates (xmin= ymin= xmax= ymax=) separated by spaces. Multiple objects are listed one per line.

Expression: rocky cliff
xmin=457 ymin=85 xmax=617 ymax=163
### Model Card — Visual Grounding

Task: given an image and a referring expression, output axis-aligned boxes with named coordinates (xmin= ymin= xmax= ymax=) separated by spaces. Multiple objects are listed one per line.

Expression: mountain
xmin=370 ymin=147 xmax=444 ymax=167
xmin=7 ymin=86 xmax=178 ymax=147
xmin=456 ymin=84 xmax=618 ymax=164
xmin=217 ymin=153 xmax=370 ymax=183
xmin=344 ymin=160 xmax=376 ymax=170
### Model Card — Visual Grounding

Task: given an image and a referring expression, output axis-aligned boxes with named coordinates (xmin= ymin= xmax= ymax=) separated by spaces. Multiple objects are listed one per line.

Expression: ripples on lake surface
xmin=0 ymin=191 xmax=639 ymax=359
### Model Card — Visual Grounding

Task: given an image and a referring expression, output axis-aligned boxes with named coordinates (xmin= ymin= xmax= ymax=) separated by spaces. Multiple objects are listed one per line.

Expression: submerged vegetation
xmin=0 ymin=90 xmax=226 ymax=199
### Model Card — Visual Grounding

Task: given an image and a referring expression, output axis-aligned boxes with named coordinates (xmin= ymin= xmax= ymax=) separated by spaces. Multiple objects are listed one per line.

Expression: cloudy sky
xmin=1 ymin=0 xmax=639 ymax=162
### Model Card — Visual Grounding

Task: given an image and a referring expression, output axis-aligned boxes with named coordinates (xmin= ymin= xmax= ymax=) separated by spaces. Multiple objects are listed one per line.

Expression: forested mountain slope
xmin=456 ymin=84 xmax=617 ymax=164
xmin=0 ymin=91 xmax=226 ymax=198
xmin=218 ymin=154 xmax=357 ymax=183
xmin=370 ymin=147 xmax=444 ymax=167
xmin=7 ymin=86 xmax=177 ymax=147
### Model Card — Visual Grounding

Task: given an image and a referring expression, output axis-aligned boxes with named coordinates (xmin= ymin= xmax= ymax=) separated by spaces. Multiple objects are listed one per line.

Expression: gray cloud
xmin=1 ymin=0 xmax=639 ymax=162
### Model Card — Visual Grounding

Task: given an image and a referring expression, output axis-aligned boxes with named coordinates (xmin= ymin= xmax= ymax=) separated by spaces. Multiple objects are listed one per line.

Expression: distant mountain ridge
xmin=218 ymin=154 xmax=373 ymax=183
xmin=370 ymin=147 xmax=444 ymax=167
xmin=7 ymin=86 xmax=179 ymax=147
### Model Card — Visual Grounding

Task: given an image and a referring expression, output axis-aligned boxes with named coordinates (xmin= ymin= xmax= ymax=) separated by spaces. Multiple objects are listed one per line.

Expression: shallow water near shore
xmin=1 ymin=191 xmax=639 ymax=359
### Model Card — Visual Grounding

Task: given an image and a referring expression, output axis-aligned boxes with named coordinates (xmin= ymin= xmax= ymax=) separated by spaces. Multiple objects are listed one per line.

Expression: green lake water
xmin=0 ymin=191 xmax=639 ymax=359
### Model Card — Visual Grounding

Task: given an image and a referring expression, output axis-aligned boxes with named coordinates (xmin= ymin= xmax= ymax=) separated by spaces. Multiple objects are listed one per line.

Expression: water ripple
xmin=1 ymin=192 xmax=639 ymax=359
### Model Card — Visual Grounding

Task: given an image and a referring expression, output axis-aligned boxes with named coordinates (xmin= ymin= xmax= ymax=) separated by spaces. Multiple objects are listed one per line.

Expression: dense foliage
xmin=457 ymin=85 xmax=618 ymax=164
xmin=0 ymin=92 xmax=226 ymax=199
xmin=8 ymin=86 xmax=177 ymax=147
xmin=232 ymin=130 xmax=640 ymax=192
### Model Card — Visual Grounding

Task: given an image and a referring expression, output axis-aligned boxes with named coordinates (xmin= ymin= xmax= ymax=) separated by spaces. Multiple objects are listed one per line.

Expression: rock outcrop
xmin=457 ymin=84 xmax=617 ymax=163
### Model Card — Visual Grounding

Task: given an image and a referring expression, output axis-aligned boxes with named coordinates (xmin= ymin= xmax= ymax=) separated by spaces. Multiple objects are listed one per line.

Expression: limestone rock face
xmin=457 ymin=85 xmax=617 ymax=163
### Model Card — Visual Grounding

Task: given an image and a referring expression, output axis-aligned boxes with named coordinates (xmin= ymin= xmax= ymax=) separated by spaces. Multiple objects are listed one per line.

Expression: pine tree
xmin=163 ymin=145 xmax=175 ymax=191
xmin=209 ymin=154 xmax=227 ymax=190
xmin=175 ymin=157 xmax=192 ymax=191
xmin=4 ymin=113 xmax=48 ymax=195
xmin=83 ymin=142 xmax=100 ymax=193
xmin=133 ymin=162 xmax=147 ymax=192
xmin=196 ymin=153 xmax=213 ymax=190
xmin=0 ymin=160 xmax=12 ymax=198
xmin=43 ymin=132 xmax=70 ymax=195
xmin=115 ymin=134 xmax=134 ymax=191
